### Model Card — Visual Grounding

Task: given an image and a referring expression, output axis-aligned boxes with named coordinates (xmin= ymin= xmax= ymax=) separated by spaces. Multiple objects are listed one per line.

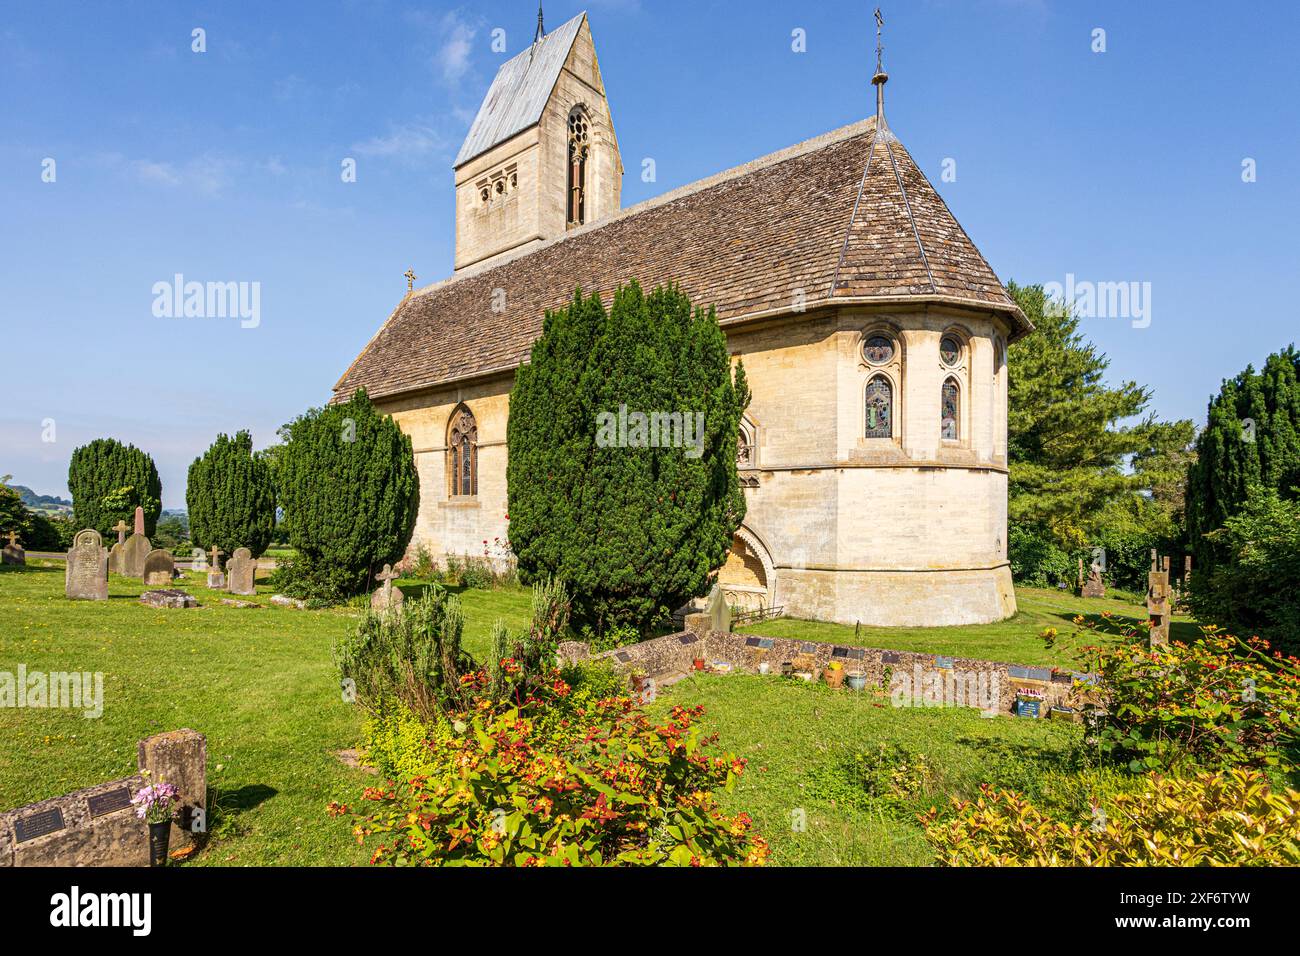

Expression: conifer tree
xmin=186 ymin=430 xmax=276 ymax=558
xmin=507 ymin=282 xmax=747 ymax=635
xmin=67 ymin=438 xmax=162 ymax=537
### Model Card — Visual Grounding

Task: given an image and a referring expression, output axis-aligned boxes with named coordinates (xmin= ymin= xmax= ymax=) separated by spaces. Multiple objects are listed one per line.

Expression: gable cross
xmin=405 ymin=268 xmax=416 ymax=292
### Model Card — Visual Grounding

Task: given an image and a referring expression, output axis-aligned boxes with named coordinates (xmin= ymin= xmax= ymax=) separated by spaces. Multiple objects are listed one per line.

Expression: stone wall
xmin=0 ymin=729 xmax=206 ymax=867
xmin=562 ymin=631 xmax=1089 ymax=717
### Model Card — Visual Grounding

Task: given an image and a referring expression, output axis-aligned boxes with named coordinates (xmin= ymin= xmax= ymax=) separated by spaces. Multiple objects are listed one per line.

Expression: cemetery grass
xmin=741 ymin=586 xmax=1198 ymax=668
xmin=0 ymin=563 xmax=529 ymax=866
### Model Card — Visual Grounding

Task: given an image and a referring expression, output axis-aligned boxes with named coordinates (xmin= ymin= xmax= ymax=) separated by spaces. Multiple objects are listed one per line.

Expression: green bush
xmin=339 ymin=694 xmax=769 ymax=867
xmin=1188 ymin=486 xmax=1300 ymax=656
xmin=186 ymin=430 xmax=276 ymax=558
xmin=67 ymin=438 xmax=162 ymax=537
xmin=275 ymin=389 xmax=419 ymax=599
xmin=1008 ymin=524 xmax=1079 ymax=588
xmin=506 ymin=282 xmax=748 ymax=636
xmin=925 ymin=768 xmax=1300 ymax=866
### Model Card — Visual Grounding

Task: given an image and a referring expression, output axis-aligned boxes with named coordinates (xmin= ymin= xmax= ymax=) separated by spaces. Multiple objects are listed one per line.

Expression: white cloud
xmin=434 ymin=10 xmax=477 ymax=85
xmin=351 ymin=122 xmax=444 ymax=162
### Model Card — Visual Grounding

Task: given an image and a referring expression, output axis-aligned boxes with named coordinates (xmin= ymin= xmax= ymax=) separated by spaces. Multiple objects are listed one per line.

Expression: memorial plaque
xmin=1026 ymin=666 xmax=1052 ymax=682
xmin=1051 ymin=671 xmax=1073 ymax=685
xmin=831 ymin=646 xmax=850 ymax=659
xmin=846 ymin=648 xmax=865 ymax=660
xmin=87 ymin=787 xmax=132 ymax=817
xmin=745 ymin=637 xmax=762 ymax=648
xmin=678 ymin=633 xmax=699 ymax=646
xmin=614 ymin=651 xmax=632 ymax=664
xmin=1008 ymin=665 xmax=1031 ymax=680
xmin=881 ymin=651 xmax=901 ymax=664
xmin=800 ymin=642 xmax=817 ymax=654
xmin=757 ymin=638 xmax=775 ymax=650
xmin=15 ymin=807 xmax=65 ymax=843
xmin=935 ymin=656 xmax=954 ymax=670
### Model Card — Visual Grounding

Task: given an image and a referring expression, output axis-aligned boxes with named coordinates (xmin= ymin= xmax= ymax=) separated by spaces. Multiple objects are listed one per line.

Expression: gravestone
xmin=370 ymin=563 xmax=404 ymax=614
xmin=705 ymin=584 xmax=732 ymax=634
xmin=107 ymin=520 xmax=130 ymax=574
xmin=65 ymin=529 xmax=108 ymax=601
xmin=206 ymin=546 xmax=225 ymax=589
xmin=1081 ymin=559 xmax=1105 ymax=599
xmin=2 ymin=530 xmax=24 ymax=566
xmin=119 ymin=509 xmax=152 ymax=579
xmin=1146 ymin=550 xmax=1171 ymax=647
xmin=142 ymin=549 xmax=176 ymax=587
xmin=140 ymin=589 xmax=199 ymax=609
xmin=225 ymin=547 xmax=256 ymax=596
xmin=191 ymin=547 xmax=208 ymax=572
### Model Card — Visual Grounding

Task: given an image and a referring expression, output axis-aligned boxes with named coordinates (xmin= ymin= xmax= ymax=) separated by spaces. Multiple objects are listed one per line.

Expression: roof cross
xmin=405 ymin=268 xmax=416 ymax=292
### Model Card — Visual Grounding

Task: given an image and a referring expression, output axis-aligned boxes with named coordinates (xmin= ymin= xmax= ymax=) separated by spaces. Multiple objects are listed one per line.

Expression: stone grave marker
xmin=142 ymin=548 xmax=176 ymax=587
xmin=1146 ymin=550 xmax=1171 ymax=647
xmin=226 ymin=547 xmax=256 ymax=596
xmin=205 ymin=546 xmax=225 ymax=589
xmin=119 ymin=507 xmax=152 ymax=579
xmin=370 ymin=563 xmax=404 ymax=614
xmin=107 ymin=520 xmax=130 ymax=574
xmin=65 ymin=529 xmax=108 ymax=601
xmin=2 ymin=530 xmax=25 ymax=566
xmin=1081 ymin=556 xmax=1105 ymax=599
xmin=705 ymin=584 xmax=732 ymax=634
xmin=191 ymin=547 xmax=208 ymax=572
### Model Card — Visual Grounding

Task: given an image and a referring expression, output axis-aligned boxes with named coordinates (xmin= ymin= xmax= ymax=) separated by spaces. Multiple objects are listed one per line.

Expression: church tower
xmin=452 ymin=10 xmax=623 ymax=272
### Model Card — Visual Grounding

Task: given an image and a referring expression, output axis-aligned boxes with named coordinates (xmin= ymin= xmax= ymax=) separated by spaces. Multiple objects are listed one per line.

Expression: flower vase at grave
xmin=148 ymin=820 xmax=171 ymax=867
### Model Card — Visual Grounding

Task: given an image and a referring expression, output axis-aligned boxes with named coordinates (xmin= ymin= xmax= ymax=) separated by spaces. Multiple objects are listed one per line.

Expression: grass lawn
xmin=0 ymin=564 xmax=1174 ymax=866
xmin=742 ymin=586 xmax=1198 ymax=668
xmin=0 ymin=563 xmax=529 ymax=865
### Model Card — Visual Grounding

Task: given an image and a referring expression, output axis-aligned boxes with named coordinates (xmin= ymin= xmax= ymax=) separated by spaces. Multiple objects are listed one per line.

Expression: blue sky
xmin=2 ymin=0 xmax=1297 ymax=507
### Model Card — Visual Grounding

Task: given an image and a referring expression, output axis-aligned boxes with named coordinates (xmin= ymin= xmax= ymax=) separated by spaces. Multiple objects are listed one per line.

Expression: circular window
xmin=940 ymin=335 xmax=962 ymax=366
xmin=863 ymin=334 xmax=895 ymax=365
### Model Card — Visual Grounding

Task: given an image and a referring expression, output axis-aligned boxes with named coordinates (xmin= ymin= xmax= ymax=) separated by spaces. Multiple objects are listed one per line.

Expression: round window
xmin=940 ymin=335 xmax=962 ymax=366
xmin=863 ymin=334 xmax=895 ymax=365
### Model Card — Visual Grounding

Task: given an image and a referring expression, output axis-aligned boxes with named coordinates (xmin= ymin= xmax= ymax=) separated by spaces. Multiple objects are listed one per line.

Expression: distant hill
xmin=7 ymin=484 xmax=72 ymax=514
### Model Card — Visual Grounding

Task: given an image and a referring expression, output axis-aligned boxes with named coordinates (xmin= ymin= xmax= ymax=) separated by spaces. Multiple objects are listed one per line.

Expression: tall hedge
xmin=67 ymin=438 xmax=162 ymax=537
xmin=507 ymin=281 xmax=748 ymax=635
xmin=275 ymin=389 xmax=419 ymax=598
xmin=1186 ymin=346 xmax=1300 ymax=564
xmin=186 ymin=430 xmax=276 ymax=558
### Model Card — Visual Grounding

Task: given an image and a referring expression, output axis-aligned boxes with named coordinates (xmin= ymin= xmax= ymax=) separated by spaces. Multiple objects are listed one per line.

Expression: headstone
xmin=370 ymin=563 xmax=404 ymax=614
xmin=119 ymin=512 xmax=152 ymax=579
xmin=108 ymin=520 xmax=131 ymax=574
xmin=139 ymin=589 xmax=199 ymax=609
xmin=206 ymin=546 xmax=225 ymax=589
xmin=65 ymin=529 xmax=108 ymax=600
xmin=1081 ymin=557 xmax=1105 ymax=598
xmin=1146 ymin=550 xmax=1171 ymax=647
xmin=142 ymin=549 xmax=176 ymax=587
xmin=226 ymin=547 xmax=256 ymax=596
xmin=704 ymin=584 xmax=732 ymax=634
xmin=2 ymin=530 xmax=24 ymax=566
xmin=191 ymin=547 xmax=208 ymax=572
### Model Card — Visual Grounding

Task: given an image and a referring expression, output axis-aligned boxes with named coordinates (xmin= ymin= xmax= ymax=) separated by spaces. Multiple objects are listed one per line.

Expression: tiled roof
xmin=335 ymin=117 xmax=1030 ymax=402
xmin=454 ymin=13 xmax=586 ymax=168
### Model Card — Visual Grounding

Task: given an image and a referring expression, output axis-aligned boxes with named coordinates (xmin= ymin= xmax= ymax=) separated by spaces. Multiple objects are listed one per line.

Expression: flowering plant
xmin=132 ymin=781 xmax=180 ymax=825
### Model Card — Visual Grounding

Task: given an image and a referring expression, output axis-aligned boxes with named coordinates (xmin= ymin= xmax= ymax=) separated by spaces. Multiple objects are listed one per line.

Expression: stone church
xmin=334 ymin=11 xmax=1032 ymax=627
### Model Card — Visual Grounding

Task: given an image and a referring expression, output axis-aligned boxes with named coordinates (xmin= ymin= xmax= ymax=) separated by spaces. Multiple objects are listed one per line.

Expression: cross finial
xmin=405 ymin=268 xmax=416 ymax=292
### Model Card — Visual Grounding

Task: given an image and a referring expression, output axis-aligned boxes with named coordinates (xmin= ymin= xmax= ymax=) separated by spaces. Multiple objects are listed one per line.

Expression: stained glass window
xmin=941 ymin=378 xmax=960 ymax=440
xmin=449 ymin=407 xmax=478 ymax=497
xmin=865 ymin=376 xmax=893 ymax=438
xmin=940 ymin=335 xmax=962 ymax=366
xmin=863 ymin=334 xmax=894 ymax=365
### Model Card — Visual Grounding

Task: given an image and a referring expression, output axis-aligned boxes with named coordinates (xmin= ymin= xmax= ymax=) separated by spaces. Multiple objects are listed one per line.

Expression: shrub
xmin=67 ymin=438 xmax=162 ymax=537
xmin=1188 ymin=486 xmax=1300 ymax=657
xmin=338 ymin=694 xmax=768 ymax=867
xmin=1008 ymin=524 xmax=1079 ymax=588
xmin=507 ymin=282 xmax=749 ymax=636
xmin=275 ymin=389 xmax=419 ymax=599
xmin=924 ymin=768 xmax=1300 ymax=866
xmin=186 ymin=430 xmax=276 ymax=558
xmin=333 ymin=587 xmax=475 ymax=723
xmin=1072 ymin=618 xmax=1300 ymax=773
